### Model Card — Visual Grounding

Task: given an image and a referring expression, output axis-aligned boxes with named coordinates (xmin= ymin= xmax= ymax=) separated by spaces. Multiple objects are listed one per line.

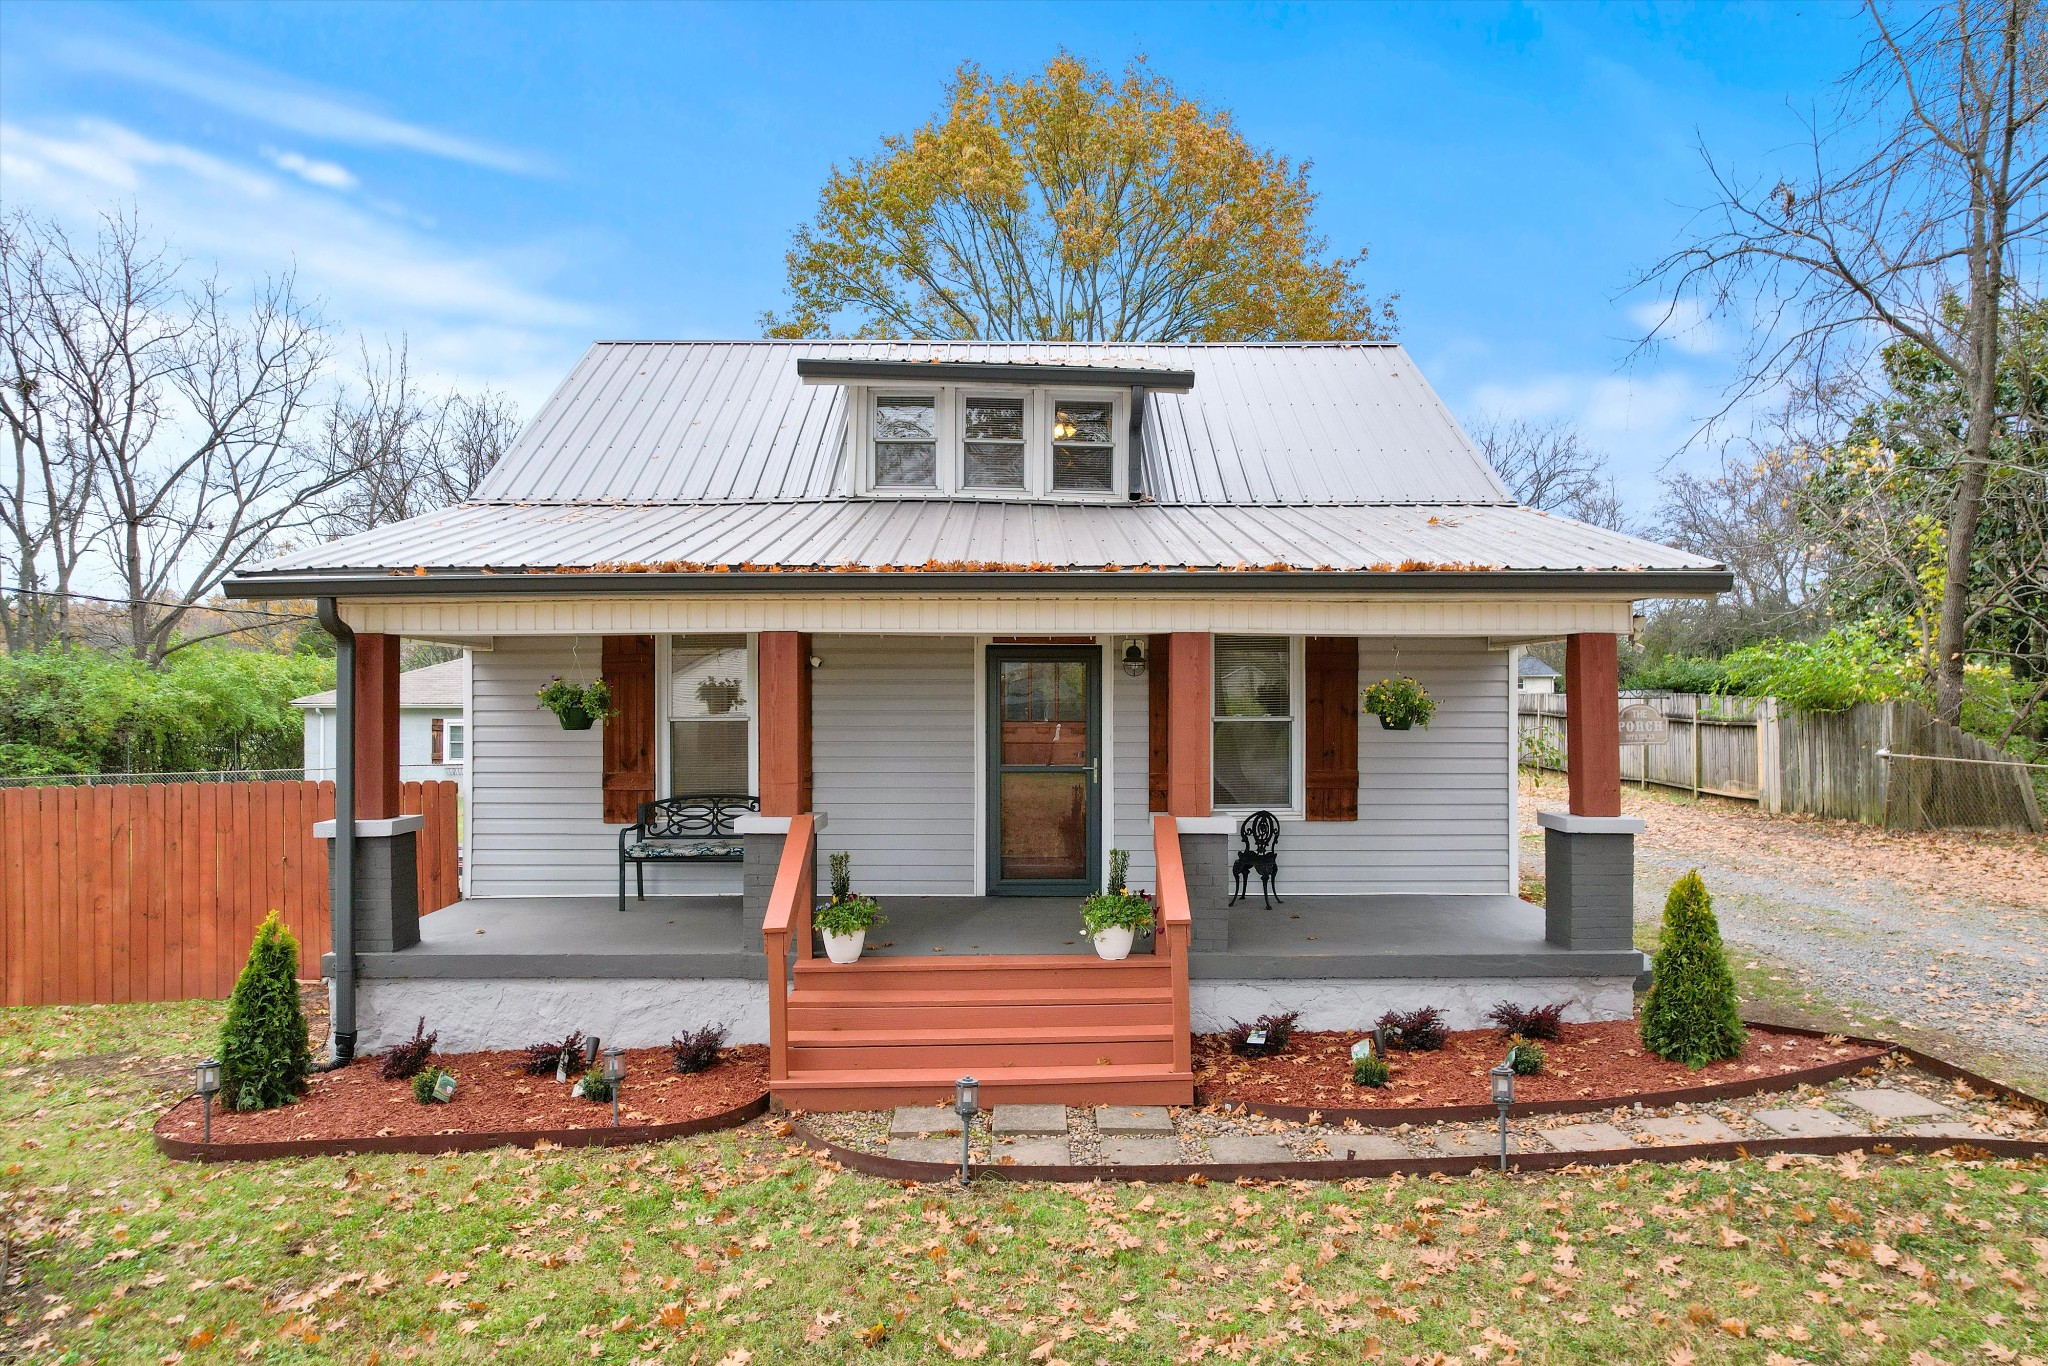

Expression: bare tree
xmin=1659 ymin=445 xmax=1830 ymax=626
xmin=1640 ymin=0 xmax=2048 ymax=723
xmin=1470 ymin=415 xmax=1631 ymax=530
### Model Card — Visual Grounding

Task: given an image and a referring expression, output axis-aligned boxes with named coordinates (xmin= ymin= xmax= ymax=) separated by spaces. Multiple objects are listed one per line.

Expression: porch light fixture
xmin=1119 ymin=638 xmax=1147 ymax=678
xmin=954 ymin=1076 xmax=980 ymax=1184
xmin=195 ymin=1058 xmax=222 ymax=1144
xmin=603 ymin=1046 xmax=626 ymax=1128
xmin=1489 ymin=1061 xmax=1516 ymax=1172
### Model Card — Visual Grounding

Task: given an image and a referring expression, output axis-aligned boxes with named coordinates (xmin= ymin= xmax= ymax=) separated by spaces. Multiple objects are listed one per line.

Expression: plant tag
xmin=1350 ymin=1038 xmax=1375 ymax=1061
xmin=433 ymin=1072 xmax=457 ymax=1103
xmin=556 ymin=1058 xmax=567 ymax=1084
xmin=1246 ymin=1029 xmax=1268 ymax=1049
xmin=570 ymin=1078 xmax=585 ymax=1099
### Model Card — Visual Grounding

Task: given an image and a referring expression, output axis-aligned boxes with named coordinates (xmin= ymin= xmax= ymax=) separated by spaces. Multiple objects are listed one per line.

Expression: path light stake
xmin=954 ymin=1077 xmax=980 ymax=1184
xmin=604 ymin=1047 xmax=626 ymax=1129
xmin=195 ymin=1058 xmax=221 ymax=1145
xmin=1489 ymin=1060 xmax=1516 ymax=1172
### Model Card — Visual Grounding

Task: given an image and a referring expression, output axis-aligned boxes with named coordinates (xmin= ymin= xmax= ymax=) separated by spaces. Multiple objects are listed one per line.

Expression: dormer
xmin=797 ymin=356 xmax=1195 ymax=501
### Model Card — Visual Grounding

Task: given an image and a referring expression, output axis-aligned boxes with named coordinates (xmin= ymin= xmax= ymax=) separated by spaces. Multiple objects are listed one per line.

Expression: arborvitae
xmin=216 ymin=911 xmax=313 ymax=1110
xmin=1640 ymin=869 xmax=1747 ymax=1068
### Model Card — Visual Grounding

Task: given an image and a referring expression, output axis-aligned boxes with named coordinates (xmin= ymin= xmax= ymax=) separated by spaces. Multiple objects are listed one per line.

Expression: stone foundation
xmin=1190 ymin=975 xmax=1637 ymax=1033
xmin=343 ymin=977 xmax=769 ymax=1053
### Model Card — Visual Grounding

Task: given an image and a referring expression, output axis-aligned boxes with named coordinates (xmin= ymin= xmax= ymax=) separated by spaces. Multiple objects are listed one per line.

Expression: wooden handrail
xmin=1151 ymin=813 xmax=1194 ymax=1075
xmin=762 ymin=813 xmax=816 ymax=1085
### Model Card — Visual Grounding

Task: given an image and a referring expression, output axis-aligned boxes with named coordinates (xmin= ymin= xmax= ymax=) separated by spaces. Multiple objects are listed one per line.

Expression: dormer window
xmin=873 ymin=395 xmax=938 ymax=488
xmin=1051 ymin=400 xmax=1115 ymax=492
xmin=850 ymin=385 xmax=1128 ymax=499
xmin=963 ymin=396 xmax=1026 ymax=489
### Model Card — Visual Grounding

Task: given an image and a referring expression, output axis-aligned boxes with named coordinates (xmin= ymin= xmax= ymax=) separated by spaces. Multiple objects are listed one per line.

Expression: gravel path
xmin=1519 ymin=779 xmax=2048 ymax=1086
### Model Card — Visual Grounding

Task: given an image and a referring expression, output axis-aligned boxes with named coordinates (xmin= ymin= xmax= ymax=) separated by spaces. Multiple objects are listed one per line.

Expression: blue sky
xmin=0 ymin=1 xmax=1869 ymax=513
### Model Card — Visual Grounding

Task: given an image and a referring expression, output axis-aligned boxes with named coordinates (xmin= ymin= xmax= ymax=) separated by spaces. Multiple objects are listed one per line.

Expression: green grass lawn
xmin=4 ymin=1001 xmax=2045 ymax=1364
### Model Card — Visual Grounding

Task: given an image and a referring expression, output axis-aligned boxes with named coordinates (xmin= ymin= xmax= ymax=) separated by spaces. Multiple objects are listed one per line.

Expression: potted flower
xmin=1080 ymin=848 xmax=1155 ymax=961
xmin=536 ymin=676 xmax=615 ymax=730
xmin=1360 ymin=675 xmax=1436 ymax=731
xmin=816 ymin=850 xmax=884 ymax=964
xmin=695 ymin=677 xmax=744 ymax=715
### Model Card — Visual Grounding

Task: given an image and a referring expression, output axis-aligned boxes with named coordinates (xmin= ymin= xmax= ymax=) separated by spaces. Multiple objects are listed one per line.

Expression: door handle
xmin=1089 ymin=758 xmax=1099 ymax=782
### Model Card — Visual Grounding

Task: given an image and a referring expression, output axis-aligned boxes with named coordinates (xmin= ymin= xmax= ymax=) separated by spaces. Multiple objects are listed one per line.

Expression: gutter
xmin=314 ymin=597 xmax=357 ymax=1070
xmin=228 ymin=567 xmax=1735 ymax=600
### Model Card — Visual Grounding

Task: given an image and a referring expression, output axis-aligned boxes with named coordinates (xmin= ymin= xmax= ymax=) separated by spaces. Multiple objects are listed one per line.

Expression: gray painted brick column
xmin=737 ymin=814 xmax=826 ymax=950
xmin=1537 ymin=811 xmax=1645 ymax=951
xmin=1176 ymin=817 xmax=1236 ymax=951
xmin=316 ymin=815 xmax=423 ymax=954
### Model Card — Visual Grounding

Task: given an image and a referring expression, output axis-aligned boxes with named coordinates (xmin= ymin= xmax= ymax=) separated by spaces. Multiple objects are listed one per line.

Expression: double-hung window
xmin=873 ymin=395 xmax=938 ymax=488
xmin=1051 ymin=399 xmax=1116 ymax=491
xmin=444 ymin=721 xmax=465 ymax=762
xmin=1213 ymin=635 xmax=1294 ymax=809
xmin=668 ymin=634 xmax=751 ymax=795
xmin=962 ymin=395 xmax=1027 ymax=489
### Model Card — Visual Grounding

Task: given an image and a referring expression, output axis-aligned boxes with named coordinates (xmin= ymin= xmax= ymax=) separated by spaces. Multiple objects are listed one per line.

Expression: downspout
xmin=1127 ymin=385 xmax=1147 ymax=500
xmin=315 ymin=597 xmax=357 ymax=1070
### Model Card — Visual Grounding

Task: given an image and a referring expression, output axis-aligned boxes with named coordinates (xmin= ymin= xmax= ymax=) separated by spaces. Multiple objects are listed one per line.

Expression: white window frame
xmin=1210 ymin=634 xmax=1305 ymax=818
xmin=852 ymin=384 xmax=1126 ymax=501
xmin=656 ymin=633 xmax=759 ymax=799
xmin=443 ymin=719 xmax=465 ymax=764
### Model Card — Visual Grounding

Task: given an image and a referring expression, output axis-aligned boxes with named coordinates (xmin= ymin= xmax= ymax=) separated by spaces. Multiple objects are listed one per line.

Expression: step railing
xmin=761 ymin=812 xmax=817 ymax=1086
xmin=1150 ymin=813 xmax=1195 ymax=1076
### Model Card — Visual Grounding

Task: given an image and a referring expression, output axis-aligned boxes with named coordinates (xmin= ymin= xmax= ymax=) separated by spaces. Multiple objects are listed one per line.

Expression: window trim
xmin=1046 ymin=391 xmax=1121 ymax=495
xmin=1210 ymin=634 xmax=1305 ymax=817
xmin=960 ymin=391 xmax=1031 ymax=492
xmin=852 ymin=384 xmax=1126 ymax=500
xmin=656 ymin=633 xmax=759 ymax=799
xmin=443 ymin=719 xmax=465 ymax=763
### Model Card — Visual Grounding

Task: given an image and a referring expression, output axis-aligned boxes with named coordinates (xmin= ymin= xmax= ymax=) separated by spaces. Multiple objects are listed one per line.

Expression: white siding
xmin=811 ymin=635 xmax=976 ymax=895
xmin=1111 ymin=663 xmax=1159 ymax=894
xmin=469 ymin=637 xmax=737 ymax=898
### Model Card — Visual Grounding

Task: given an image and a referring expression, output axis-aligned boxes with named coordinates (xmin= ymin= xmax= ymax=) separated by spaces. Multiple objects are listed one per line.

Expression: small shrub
xmin=1107 ymin=847 xmax=1130 ymax=894
xmin=378 ymin=1018 xmax=436 ymax=1081
xmin=1351 ymin=1054 xmax=1391 ymax=1088
xmin=412 ymin=1066 xmax=453 ymax=1104
xmin=1374 ymin=1005 xmax=1447 ymax=1052
xmin=670 ymin=1024 xmax=728 ymax=1074
xmin=1225 ymin=1011 xmax=1300 ymax=1058
xmin=216 ymin=910 xmax=312 ymax=1112
xmin=1508 ymin=1040 xmax=1546 ymax=1076
xmin=1360 ymin=675 xmax=1437 ymax=729
xmin=523 ymin=1031 xmax=585 ymax=1077
xmin=1640 ymin=869 xmax=1747 ymax=1068
xmin=1079 ymin=888 xmax=1154 ymax=937
xmin=1486 ymin=1001 xmax=1566 ymax=1042
xmin=829 ymin=849 xmax=852 ymax=902
xmin=578 ymin=1068 xmax=614 ymax=1104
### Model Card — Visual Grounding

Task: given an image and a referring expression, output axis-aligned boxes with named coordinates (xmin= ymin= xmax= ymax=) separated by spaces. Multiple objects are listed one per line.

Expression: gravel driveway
xmin=1519 ymin=778 xmax=2048 ymax=1089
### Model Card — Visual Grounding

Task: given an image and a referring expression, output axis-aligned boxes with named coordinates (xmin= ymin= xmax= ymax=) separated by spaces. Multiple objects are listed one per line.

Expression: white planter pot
xmin=1091 ymin=926 xmax=1135 ymax=961
xmin=821 ymin=928 xmax=866 ymax=964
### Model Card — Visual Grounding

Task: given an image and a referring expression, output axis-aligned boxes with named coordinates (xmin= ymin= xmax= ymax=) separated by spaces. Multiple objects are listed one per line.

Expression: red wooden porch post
xmin=1165 ymin=632 xmax=1212 ymax=817
xmin=1564 ymin=632 xmax=1621 ymax=818
xmin=757 ymin=631 xmax=812 ymax=816
xmin=353 ymin=633 xmax=402 ymax=820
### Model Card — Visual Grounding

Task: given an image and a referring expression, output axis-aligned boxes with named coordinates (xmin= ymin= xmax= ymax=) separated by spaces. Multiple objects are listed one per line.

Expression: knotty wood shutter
xmin=601 ymin=634 xmax=656 ymax=824
xmin=430 ymin=717 xmax=444 ymax=765
xmin=1147 ymin=633 xmax=1172 ymax=812
xmin=1304 ymin=636 xmax=1359 ymax=821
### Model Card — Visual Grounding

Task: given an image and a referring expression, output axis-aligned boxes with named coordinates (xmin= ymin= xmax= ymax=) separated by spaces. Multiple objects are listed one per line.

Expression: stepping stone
xmin=991 ymin=1104 xmax=1068 ymax=1136
xmin=990 ymin=1136 xmax=1072 ymax=1166
xmin=1540 ymin=1122 xmax=1633 ymax=1154
xmin=1329 ymin=1135 xmax=1412 ymax=1161
xmin=1425 ymin=1128 xmax=1528 ymax=1158
xmin=1634 ymin=1114 xmax=1740 ymax=1145
xmin=1905 ymin=1122 xmax=1983 ymax=1141
xmin=1754 ymin=1107 xmax=1865 ymax=1139
xmin=890 ymin=1106 xmax=963 ymax=1138
xmin=889 ymin=1137 xmax=963 ymax=1164
xmin=1095 ymin=1136 xmax=1182 ymax=1165
xmin=1206 ymin=1133 xmax=1297 ymax=1164
xmin=1838 ymin=1088 xmax=1953 ymax=1120
xmin=1095 ymin=1105 xmax=1174 ymax=1135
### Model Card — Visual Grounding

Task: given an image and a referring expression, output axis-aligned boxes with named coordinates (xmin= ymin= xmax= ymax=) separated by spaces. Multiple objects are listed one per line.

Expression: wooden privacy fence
xmin=1 ymin=779 xmax=460 ymax=1008
xmin=1519 ymin=693 xmax=2043 ymax=834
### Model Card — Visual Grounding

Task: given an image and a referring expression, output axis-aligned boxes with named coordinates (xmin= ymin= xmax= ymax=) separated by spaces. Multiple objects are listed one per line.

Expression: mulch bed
xmin=1194 ymin=1022 xmax=1886 ymax=1116
xmin=158 ymin=1045 xmax=768 ymax=1146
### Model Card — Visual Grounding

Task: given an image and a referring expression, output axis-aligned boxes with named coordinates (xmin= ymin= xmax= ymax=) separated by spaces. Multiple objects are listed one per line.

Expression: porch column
xmin=1165 ymin=632 xmax=1232 ymax=950
xmin=747 ymin=632 xmax=812 ymax=946
xmin=1543 ymin=631 xmax=1642 ymax=953
xmin=324 ymin=631 xmax=419 ymax=960
xmin=354 ymin=632 xmax=402 ymax=818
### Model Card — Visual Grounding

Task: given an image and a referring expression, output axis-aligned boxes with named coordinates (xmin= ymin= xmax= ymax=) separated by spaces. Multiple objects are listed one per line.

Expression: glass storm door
xmin=987 ymin=648 xmax=1100 ymax=895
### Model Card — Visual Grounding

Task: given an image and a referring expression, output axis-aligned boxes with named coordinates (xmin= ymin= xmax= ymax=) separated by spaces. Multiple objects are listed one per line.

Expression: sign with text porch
xmin=1617 ymin=703 xmax=1670 ymax=746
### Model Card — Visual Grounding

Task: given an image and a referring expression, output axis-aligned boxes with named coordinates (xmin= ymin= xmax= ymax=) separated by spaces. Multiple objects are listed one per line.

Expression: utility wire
xmin=6 ymin=585 xmax=320 ymax=623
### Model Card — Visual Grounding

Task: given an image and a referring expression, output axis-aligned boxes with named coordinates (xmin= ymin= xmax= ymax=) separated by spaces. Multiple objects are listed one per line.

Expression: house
xmin=1517 ymin=654 xmax=1561 ymax=694
xmin=293 ymin=656 xmax=469 ymax=781
xmin=226 ymin=340 xmax=1730 ymax=1107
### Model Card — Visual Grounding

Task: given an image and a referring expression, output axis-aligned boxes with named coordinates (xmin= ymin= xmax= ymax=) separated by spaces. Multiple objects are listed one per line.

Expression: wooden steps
xmin=773 ymin=954 xmax=1193 ymax=1109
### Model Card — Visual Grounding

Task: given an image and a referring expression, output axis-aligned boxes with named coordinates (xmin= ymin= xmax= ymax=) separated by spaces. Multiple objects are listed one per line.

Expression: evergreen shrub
xmin=1640 ymin=870 xmax=1747 ymax=1068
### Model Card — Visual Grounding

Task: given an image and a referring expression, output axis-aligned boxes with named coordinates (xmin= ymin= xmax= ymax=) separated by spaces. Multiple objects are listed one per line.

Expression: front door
xmin=986 ymin=647 xmax=1100 ymax=895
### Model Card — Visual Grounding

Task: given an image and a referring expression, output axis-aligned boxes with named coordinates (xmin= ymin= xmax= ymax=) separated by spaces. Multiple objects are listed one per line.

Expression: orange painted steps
xmin=773 ymin=1064 xmax=1194 ymax=1110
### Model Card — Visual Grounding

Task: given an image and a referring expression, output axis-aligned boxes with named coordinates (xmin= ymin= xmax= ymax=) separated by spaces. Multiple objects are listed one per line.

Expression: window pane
xmin=1053 ymin=401 xmax=1112 ymax=445
xmin=876 ymin=442 xmax=936 ymax=487
xmin=873 ymin=395 xmax=936 ymax=441
xmin=670 ymin=635 xmax=749 ymax=719
xmin=964 ymin=442 xmax=1024 ymax=488
xmin=670 ymin=718 xmax=749 ymax=796
xmin=1214 ymin=635 xmax=1290 ymax=718
xmin=999 ymin=771 xmax=1089 ymax=881
xmin=964 ymin=397 xmax=1023 ymax=442
xmin=1053 ymin=444 xmax=1114 ymax=490
xmin=445 ymin=724 xmax=464 ymax=760
xmin=1214 ymin=719 xmax=1290 ymax=808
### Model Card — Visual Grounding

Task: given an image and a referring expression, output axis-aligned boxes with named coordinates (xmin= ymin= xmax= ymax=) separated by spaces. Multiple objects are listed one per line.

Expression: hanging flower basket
xmin=536 ymin=677 xmax=615 ymax=731
xmin=695 ymin=677 xmax=744 ymax=715
xmin=1361 ymin=675 xmax=1436 ymax=731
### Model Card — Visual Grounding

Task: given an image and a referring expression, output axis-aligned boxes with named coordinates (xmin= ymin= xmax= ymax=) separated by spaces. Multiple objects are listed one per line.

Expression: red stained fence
xmin=1 ymin=779 xmax=460 ymax=1006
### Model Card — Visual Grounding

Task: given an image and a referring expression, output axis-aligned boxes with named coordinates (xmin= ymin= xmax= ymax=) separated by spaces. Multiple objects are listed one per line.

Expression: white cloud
xmin=1628 ymin=296 xmax=1727 ymax=357
xmin=264 ymin=147 xmax=358 ymax=191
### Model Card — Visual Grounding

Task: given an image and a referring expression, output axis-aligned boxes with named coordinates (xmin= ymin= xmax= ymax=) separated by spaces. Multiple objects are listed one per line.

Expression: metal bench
xmin=618 ymin=793 xmax=758 ymax=911
xmin=1229 ymin=809 xmax=1282 ymax=910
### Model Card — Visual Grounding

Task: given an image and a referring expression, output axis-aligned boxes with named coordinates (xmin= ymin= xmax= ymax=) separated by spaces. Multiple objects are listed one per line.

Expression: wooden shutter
xmin=430 ymin=717 xmax=444 ymax=765
xmin=1147 ymin=633 xmax=1172 ymax=812
xmin=601 ymin=635 xmax=656 ymax=824
xmin=1304 ymin=636 xmax=1359 ymax=821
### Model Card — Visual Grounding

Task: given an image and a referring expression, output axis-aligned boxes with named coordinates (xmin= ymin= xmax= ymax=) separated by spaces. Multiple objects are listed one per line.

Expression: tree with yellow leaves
xmin=762 ymin=54 xmax=1394 ymax=343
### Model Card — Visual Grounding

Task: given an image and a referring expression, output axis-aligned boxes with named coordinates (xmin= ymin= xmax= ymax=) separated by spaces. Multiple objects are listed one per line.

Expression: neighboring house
xmin=293 ymin=655 xmax=469 ymax=782
xmin=1517 ymin=654 xmax=1561 ymax=694
xmin=228 ymin=340 xmax=1729 ymax=1107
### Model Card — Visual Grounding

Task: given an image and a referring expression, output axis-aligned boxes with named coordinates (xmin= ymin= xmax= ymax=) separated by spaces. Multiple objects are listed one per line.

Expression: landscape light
xmin=604 ymin=1047 xmax=626 ymax=1129
xmin=195 ymin=1058 xmax=222 ymax=1144
xmin=1489 ymin=1061 xmax=1516 ymax=1172
xmin=954 ymin=1076 xmax=980 ymax=1184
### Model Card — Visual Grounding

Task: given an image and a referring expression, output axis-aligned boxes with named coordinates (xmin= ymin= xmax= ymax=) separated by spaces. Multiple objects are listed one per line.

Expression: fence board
xmin=0 ymin=778 xmax=461 ymax=1007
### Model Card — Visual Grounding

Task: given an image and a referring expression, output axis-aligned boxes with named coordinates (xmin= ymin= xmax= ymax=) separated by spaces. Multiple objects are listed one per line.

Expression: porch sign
xmin=1617 ymin=703 xmax=1670 ymax=746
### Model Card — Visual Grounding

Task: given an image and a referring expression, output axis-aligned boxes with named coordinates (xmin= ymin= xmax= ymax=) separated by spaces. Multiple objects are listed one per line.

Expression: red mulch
xmin=158 ymin=1046 xmax=768 ymax=1144
xmin=1193 ymin=1022 xmax=1885 ymax=1112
